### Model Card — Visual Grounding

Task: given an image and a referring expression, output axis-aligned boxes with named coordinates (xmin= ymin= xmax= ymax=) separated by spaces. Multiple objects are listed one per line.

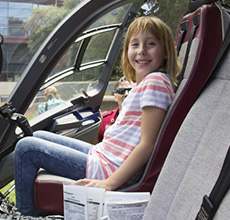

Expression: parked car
xmin=0 ymin=0 xmax=230 ymax=219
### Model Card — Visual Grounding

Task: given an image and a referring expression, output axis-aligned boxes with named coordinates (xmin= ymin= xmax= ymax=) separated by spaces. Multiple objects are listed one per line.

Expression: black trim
xmin=0 ymin=34 xmax=3 ymax=75
xmin=196 ymin=147 xmax=230 ymax=220
xmin=178 ymin=13 xmax=200 ymax=85
xmin=177 ymin=20 xmax=189 ymax=56
xmin=189 ymin=0 xmax=217 ymax=12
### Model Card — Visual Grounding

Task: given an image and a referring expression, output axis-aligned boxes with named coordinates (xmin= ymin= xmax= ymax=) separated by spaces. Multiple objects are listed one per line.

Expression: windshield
xmin=24 ymin=3 xmax=131 ymax=119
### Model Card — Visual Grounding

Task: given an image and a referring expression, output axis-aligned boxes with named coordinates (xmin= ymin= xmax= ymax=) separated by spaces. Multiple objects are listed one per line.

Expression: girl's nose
xmin=138 ymin=44 xmax=147 ymax=55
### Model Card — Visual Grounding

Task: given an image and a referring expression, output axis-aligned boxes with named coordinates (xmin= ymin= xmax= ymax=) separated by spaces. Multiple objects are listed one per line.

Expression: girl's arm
xmin=76 ymin=106 xmax=166 ymax=190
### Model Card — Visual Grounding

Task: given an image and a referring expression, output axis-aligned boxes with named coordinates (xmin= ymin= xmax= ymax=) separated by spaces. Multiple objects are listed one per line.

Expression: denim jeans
xmin=14 ymin=130 xmax=93 ymax=216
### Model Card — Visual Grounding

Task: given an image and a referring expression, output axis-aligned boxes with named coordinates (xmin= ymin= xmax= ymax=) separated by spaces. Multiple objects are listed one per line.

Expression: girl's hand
xmin=75 ymin=178 xmax=113 ymax=190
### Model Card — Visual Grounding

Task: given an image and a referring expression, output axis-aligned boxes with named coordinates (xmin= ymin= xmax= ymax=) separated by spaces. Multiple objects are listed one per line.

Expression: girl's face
xmin=128 ymin=30 xmax=166 ymax=83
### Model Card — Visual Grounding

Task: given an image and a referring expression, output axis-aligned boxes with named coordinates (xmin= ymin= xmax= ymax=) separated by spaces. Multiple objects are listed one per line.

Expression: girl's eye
xmin=148 ymin=42 xmax=156 ymax=46
xmin=130 ymin=42 xmax=138 ymax=47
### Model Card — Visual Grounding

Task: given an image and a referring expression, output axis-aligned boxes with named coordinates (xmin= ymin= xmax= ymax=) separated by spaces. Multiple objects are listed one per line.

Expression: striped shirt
xmin=86 ymin=72 xmax=175 ymax=179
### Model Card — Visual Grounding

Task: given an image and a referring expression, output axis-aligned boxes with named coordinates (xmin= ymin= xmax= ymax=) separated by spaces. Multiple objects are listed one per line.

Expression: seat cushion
xmin=34 ymin=169 xmax=75 ymax=215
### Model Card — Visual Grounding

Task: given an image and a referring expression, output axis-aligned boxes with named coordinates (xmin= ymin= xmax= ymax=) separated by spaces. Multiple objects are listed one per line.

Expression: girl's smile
xmin=128 ymin=30 xmax=166 ymax=83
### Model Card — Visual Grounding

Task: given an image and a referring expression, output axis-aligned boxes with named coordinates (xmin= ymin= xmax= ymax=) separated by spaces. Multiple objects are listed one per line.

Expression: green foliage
xmin=156 ymin=0 xmax=188 ymax=36
xmin=63 ymin=0 xmax=82 ymax=10
xmin=25 ymin=0 xmax=82 ymax=53
xmin=223 ymin=0 xmax=230 ymax=5
xmin=141 ymin=0 xmax=189 ymax=37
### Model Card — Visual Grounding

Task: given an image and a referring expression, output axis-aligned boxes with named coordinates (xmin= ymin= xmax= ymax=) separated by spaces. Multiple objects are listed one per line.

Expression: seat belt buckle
xmin=196 ymin=195 xmax=214 ymax=220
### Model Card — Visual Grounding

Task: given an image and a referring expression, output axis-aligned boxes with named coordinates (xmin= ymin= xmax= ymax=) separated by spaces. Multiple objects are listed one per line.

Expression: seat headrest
xmin=189 ymin=0 xmax=217 ymax=12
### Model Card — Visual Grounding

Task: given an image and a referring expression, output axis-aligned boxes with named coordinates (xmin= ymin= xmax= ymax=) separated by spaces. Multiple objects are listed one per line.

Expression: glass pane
xmin=9 ymin=2 xmax=32 ymax=9
xmin=9 ymin=9 xmax=32 ymax=21
xmin=50 ymin=40 xmax=82 ymax=77
xmin=25 ymin=65 xmax=103 ymax=119
xmin=88 ymin=4 xmax=131 ymax=29
xmin=0 ymin=8 xmax=7 ymax=17
xmin=82 ymin=30 xmax=115 ymax=64
xmin=0 ymin=2 xmax=7 ymax=8
xmin=0 ymin=26 xmax=7 ymax=35
xmin=0 ymin=16 xmax=7 ymax=25
xmin=48 ymin=29 xmax=116 ymax=85
xmin=55 ymin=65 xmax=103 ymax=101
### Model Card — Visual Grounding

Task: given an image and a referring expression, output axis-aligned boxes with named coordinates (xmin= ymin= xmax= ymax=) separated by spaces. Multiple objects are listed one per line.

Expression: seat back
xmin=121 ymin=2 xmax=223 ymax=193
xmin=143 ymin=20 xmax=230 ymax=220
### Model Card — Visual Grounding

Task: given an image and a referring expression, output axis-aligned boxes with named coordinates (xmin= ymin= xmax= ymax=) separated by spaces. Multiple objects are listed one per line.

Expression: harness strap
xmin=177 ymin=20 xmax=189 ymax=56
xmin=178 ymin=13 xmax=200 ymax=84
xmin=195 ymin=147 xmax=230 ymax=220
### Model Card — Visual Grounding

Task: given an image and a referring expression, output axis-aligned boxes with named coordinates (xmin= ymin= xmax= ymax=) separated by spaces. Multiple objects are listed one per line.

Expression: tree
xmin=156 ymin=0 xmax=188 ymax=36
xmin=141 ymin=0 xmax=188 ymax=37
xmin=143 ymin=0 xmax=230 ymax=37
xmin=25 ymin=0 xmax=82 ymax=52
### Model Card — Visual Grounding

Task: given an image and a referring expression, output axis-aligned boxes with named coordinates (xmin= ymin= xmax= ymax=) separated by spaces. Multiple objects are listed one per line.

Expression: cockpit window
xmin=87 ymin=4 xmax=130 ymax=29
xmin=24 ymin=3 xmax=132 ymax=119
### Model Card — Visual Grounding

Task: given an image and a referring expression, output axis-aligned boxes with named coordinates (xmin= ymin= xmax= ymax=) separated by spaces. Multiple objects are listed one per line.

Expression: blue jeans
xmin=14 ymin=130 xmax=93 ymax=216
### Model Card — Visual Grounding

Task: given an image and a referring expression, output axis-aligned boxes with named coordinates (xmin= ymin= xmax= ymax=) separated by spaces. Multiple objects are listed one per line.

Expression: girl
xmin=14 ymin=16 xmax=181 ymax=216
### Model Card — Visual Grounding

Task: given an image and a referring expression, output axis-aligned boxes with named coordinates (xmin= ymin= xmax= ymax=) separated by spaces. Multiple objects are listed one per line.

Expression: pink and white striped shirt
xmin=86 ymin=72 xmax=175 ymax=179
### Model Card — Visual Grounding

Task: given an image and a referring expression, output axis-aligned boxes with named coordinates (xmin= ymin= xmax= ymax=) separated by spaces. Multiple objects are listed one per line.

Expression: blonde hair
xmin=122 ymin=16 xmax=181 ymax=86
